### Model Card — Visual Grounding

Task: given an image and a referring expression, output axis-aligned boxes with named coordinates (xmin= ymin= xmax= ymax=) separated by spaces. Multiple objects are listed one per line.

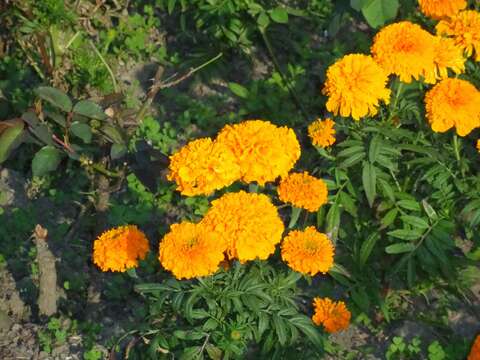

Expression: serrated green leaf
xmin=381 ymin=208 xmax=398 ymax=229
xmin=273 ymin=315 xmax=287 ymax=345
xmin=73 ymin=100 xmax=107 ymax=120
xmin=35 ymin=86 xmax=72 ymax=112
xmin=397 ymin=199 xmax=421 ymax=212
xmin=422 ymin=199 xmax=438 ymax=221
xmin=340 ymin=151 xmax=365 ymax=168
xmin=385 ymin=242 xmax=415 ymax=254
xmin=369 ymin=135 xmax=381 ymax=163
xmin=362 ymin=162 xmax=377 ymax=207
xmin=32 ymin=145 xmax=63 ymax=177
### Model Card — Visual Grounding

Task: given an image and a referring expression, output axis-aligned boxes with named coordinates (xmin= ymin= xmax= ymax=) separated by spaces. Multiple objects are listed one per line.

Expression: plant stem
xmin=387 ymin=81 xmax=404 ymax=123
xmin=288 ymin=206 xmax=302 ymax=229
xmin=89 ymin=40 xmax=119 ymax=92
xmin=452 ymin=134 xmax=465 ymax=178
xmin=260 ymin=28 xmax=310 ymax=122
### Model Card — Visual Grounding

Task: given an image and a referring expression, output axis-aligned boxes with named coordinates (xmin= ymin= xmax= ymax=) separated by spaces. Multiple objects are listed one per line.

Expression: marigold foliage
xmin=200 ymin=191 xmax=284 ymax=263
xmin=312 ymin=297 xmax=351 ymax=333
xmin=372 ymin=22 xmax=438 ymax=83
xmin=93 ymin=225 xmax=149 ymax=272
xmin=216 ymin=120 xmax=300 ymax=185
xmin=437 ymin=10 xmax=480 ymax=61
xmin=468 ymin=335 xmax=480 ymax=360
xmin=322 ymin=54 xmax=391 ymax=120
xmin=308 ymin=118 xmax=336 ymax=148
xmin=167 ymin=137 xmax=241 ymax=196
xmin=281 ymin=227 xmax=334 ymax=276
xmin=418 ymin=0 xmax=466 ymax=20
xmin=277 ymin=172 xmax=328 ymax=212
xmin=158 ymin=221 xmax=227 ymax=280
xmin=425 ymin=78 xmax=480 ymax=136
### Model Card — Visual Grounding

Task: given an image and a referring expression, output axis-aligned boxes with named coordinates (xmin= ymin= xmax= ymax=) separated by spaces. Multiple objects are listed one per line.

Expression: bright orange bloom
xmin=277 ymin=172 xmax=328 ymax=212
xmin=437 ymin=10 xmax=480 ymax=61
xmin=372 ymin=21 xmax=437 ymax=83
xmin=281 ymin=227 xmax=334 ymax=276
xmin=159 ymin=221 xmax=227 ymax=280
xmin=424 ymin=78 xmax=480 ymax=136
xmin=424 ymin=37 xmax=466 ymax=83
xmin=93 ymin=225 xmax=149 ymax=272
xmin=468 ymin=335 xmax=480 ymax=360
xmin=322 ymin=54 xmax=391 ymax=120
xmin=167 ymin=137 xmax=241 ymax=196
xmin=308 ymin=118 xmax=336 ymax=148
xmin=312 ymin=297 xmax=351 ymax=333
xmin=200 ymin=191 xmax=284 ymax=263
xmin=418 ymin=0 xmax=466 ymax=20
xmin=216 ymin=120 xmax=300 ymax=185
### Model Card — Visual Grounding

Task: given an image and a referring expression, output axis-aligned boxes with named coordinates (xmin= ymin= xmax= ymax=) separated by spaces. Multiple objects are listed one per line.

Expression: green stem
xmin=288 ymin=206 xmax=302 ymax=229
xmin=453 ymin=134 xmax=465 ymax=178
xmin=89 ymin=40 xmax=119 ymax=92
xmin=91 ymin=163 xmax=122 ymax=178
xmin=260 ymin=28 xmax=310 ymax=122
xmin=387 ymin=81 xmax=404 ymax=123
xmin=248 ymin=183 xmax=259 ymax=193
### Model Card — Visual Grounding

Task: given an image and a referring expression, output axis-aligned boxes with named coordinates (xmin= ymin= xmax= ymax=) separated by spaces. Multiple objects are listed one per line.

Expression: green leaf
xmin=269 ymin=7 xmax=289 ymax=24
xmin=397 ymin=199 xmax=420 ymax=212
xmin=273 ymin=315 xmax=287 ymax=345
xmin=205 ymin=344 xmax=222 ymax=360
xmin=339 ymin=191 xmax=357 ymax=217
xmin=361 ymin=0 xmax=399 ymax=28
xmin=0 ymin=120 xmax=24 ymax=163
xmin=369 ymin=135 xmax=381 ymax=163
xmin=228 ymin=82 xmax=249 ymax=98
xmin=167 ymin=0 xmax=177 ymax=14
xmin=339 ymin=151 xmax=365 ymax=168
xmin=326 ymin=202 xmax=341 ymax=242
xmin=362 ymin=162 xmax=377 ymax=207
xmin=385 ymin=243 xmax=415 ymax=254
xmin=72 ymin=100 xmax=107 ymax=120
xmin=257 ymin=12 xmax=270 ymax=29
xmin=422 ymin=199 xmax=438 ymax=221
xmin=70 ymin=121 xmax=92 ymax=143
xmin=400 ymin=215 xmax=429 ymax=229
xmin=32 ymin=145 xmax=63 ymax=177
xmin=387 ymin=229 xmax=422 ymax=241
xmin=359 ymin=233 xmax=379 ymax=266
xmin=35 ymin=86 xmax=72 ymax=112
xmin=351 ymin=0 xmax=368 ymax=11
xmin=110 ymin=143 xmax=127 ymax=160
xmin=381 ymin=208 xmax=398 ymax=229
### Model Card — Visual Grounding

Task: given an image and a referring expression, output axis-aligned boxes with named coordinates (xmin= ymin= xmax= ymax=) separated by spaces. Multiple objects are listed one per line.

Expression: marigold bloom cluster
xmin=200 ymin=191 xmax=284 ymax=263
xmin=281 ymin=227 xmax=334 ymax=276
xmin=425 ymin=78 xmax=480 ymax=136
xmin=418 ymin=0 xmax=466 ymax=20
xmin=159 ymin=221 xmax=226 ymax=279
xmin=312 ymin=297 xmax=351 ymax=333
xmin=217 ymin=120 xmax=301 ymax=185
xmin=322 ymin=54 xmax=391 ymax=120
xmin=469 ymin=335 xmax=480 ymax=360
xmin=93 ymin=225 xmax=149 ymax=272
xmin=308 ymin=118 xmax=336 ymax=148
xmin=277 ymin=172 xmax=328 ymax=212
xmin=167 ymin=138 xmax=241 ymax=196
xmin=437 ymin=10 xmax=480 ymax=61
xmin=371 ymin=21 xmax=465 ymax=84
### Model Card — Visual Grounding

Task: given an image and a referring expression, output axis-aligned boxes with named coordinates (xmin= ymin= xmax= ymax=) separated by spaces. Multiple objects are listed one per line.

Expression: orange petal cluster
xmin=312 ymin=297 xmax=351 ymax=333
xmin=308 ymin=118 xmax=336 ymax=148
xmin=277 ymin=172 xmax=328 ymax=212
xmin=418 ymin=0 xmax=466 ymax=20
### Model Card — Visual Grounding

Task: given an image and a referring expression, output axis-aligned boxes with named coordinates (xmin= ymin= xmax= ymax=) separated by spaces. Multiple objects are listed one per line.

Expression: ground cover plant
xmin=1 ymin=0 xmax=480 ymax=359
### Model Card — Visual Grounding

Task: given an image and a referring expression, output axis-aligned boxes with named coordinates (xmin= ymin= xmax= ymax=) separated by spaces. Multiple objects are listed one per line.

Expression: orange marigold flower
xmin=425 ymin=78 xmax=480 ymax=136
xmin=167 ymin=137 xmax=241 ymax=196
xmin=216 ymin=120 xmax=300 ymax=185
xmin=437 ymin=10 xmax=480 ymax=61
xmin=281 ymin=227 xmax=334 ymax=276
xmin=200 ymin=191 xmax=284 ymax=263
xmin=372 ymin=21 xmax=438 ymax=83
xmin=418 ymin=0 xmax=466 ymax=20
xmin=159 ymin=221 xmax=227 ymax=280
xmin=93 ymin=225 xmax=149 ymax=272
xmin=277 ymin=172 xmax=328 ymax=212
xmin=468 ymin=335 xmax=480 ymax=360
xmin=322 ymin=54 xmax=391 ymax=120
xmin=308 ymin=118 xmax=336 ymax=148
xmin=312 ymin=297 xmax=351 ymax=333
xmin=424 ymin=37 xmax=466 ymax=83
